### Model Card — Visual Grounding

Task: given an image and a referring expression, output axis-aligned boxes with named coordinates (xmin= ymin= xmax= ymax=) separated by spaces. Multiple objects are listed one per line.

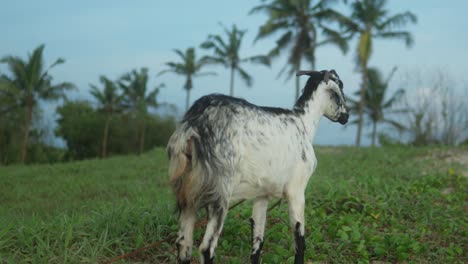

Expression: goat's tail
xmin=167 ymin=123 xmax=227 ymax=213
xmin=167 ymin=124 xmax=196 ymax=208
xmin=167 ymin=126 xmax=195 ymax=184
xmin=167 ymin=124 xmax=203 ymax=212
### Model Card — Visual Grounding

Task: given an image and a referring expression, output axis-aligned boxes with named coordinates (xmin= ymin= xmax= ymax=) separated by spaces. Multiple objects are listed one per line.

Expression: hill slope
xmin=0 ymin=147 xmax=466 ymax=263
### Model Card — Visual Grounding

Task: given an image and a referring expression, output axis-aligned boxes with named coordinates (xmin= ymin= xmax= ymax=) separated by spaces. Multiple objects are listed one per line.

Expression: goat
xmin=167 ymin=70 xmax=348 ymax=264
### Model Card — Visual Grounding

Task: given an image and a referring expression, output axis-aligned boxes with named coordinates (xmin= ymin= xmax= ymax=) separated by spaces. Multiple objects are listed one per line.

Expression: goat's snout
xmin=338 ymin=112 xmax=349 ymax=125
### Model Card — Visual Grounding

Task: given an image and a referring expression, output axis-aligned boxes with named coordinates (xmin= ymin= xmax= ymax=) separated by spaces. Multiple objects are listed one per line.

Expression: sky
xmin=1 ymin=0 xmax=467 ymax=146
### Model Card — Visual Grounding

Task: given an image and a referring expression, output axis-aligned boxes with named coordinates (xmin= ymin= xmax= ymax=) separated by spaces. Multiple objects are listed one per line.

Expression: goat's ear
xmin=296 ymin=70 xmax=320 ymax=77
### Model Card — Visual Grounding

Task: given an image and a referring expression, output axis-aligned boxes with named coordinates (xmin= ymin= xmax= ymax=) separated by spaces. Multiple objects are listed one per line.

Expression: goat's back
xmin=168 ymin=94 xmax=314 ymax=206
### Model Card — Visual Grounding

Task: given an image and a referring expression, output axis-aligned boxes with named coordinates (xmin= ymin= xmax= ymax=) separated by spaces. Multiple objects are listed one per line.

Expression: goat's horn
xmin=323 ymin=70 xmax=331 ymax=83
xmin=296 ymin=70 xmax=320 ymax=76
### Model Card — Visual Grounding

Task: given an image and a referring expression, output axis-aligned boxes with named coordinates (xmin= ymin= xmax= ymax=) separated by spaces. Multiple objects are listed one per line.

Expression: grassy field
xmin=0 ymin=147 xmax=466 ymax=263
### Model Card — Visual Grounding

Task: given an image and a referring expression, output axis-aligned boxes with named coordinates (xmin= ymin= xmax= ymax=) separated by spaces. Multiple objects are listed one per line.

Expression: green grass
xmin=0 ymin=147 xmax=466 ymax=263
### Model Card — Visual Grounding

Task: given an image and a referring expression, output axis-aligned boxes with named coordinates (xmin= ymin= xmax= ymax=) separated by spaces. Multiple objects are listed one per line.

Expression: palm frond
xmin=254 ymin=20 xmax=292 ymax=42
xmin=375 ymin=31 xmax=414 ymax=47
xmin=317 ymin=26 xmax=349 ymax=54
xmin=39 ymin=81 xmax=75 ymax=100
xmin=27 ymin=49 xmax=43 ymax=87
xmin=237 ymin=67 xmax=253 ymax=87
xmin=0 ymin=56 xmax=28 ymax=90
xmin=195 ymin=71 xmax=217 ymax=77
xmin=173 ymin=49 xmax=186 ymax=61
xmin=382 ymin=88 xmax=405 ymax=108
xmin=242 ymin=55 xmax=271 ymax=66
xmin=200 ymin=55 xmax=228 ymax=67
xmin=39 ymin=57 xmax=66 ymax=83
xmin=378 ymin=12 xmax=417 ymax=31
xmin=382 ymin=118 xmax=407 ymax=132
xmin=357 ymin=31 xmax=372 ymax=66
xmin=315 ymin=8 xmax=358 ymax=33
xmin=1 ymin=45 xmax=72 ymax=106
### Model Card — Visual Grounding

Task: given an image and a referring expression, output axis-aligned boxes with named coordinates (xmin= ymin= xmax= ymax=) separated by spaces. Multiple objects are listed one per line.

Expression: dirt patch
xmin=421 ymin=148 xmax=468 ymax=177
xmin=416 ymin=148 xmax=468 ymax=199
xmin=442 ymin=149 xmax=467 ymax=177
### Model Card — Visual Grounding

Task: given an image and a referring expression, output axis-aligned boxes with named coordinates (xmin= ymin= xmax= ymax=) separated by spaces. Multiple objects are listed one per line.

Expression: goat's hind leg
xmin=199 ymin=201 xmax=228 ymax=264
xmin=176 ymin=207 xmax=196 ymax=264
xmin=250 ymin=198 xmax=268 ymax=264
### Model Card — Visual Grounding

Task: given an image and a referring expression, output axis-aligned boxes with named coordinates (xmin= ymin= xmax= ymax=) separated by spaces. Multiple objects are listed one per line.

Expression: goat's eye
xmin=334 ymin=93 xmax=340 ymax=105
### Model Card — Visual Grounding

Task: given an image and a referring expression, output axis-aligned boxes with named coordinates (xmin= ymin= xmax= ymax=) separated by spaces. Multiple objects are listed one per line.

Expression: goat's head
xmin=296 ymin=70 xmax=349 ymax=125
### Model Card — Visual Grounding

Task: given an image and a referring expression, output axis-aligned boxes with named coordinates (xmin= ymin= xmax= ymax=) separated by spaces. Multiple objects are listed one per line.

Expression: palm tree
xmin=201 ymin=24 xmax=270 ymax=96
xmin=119 ymin=68 xmax=164 ymax=154
xmin=347 ymin=66 xmax=407 ymax=146
xmin=159 ymin=47 xmax=214 ymax=111
xmin=90 ymin=76 xmax=123 ymax=158
xmin=250 ymin=0 xmax=349 ymax=100
xmin=341 ymin=0 xmax=417 ymax=146
xmin=0 ymin=87 xmax=17 ymax=115
xmin=0 ymin=44 xmax=74 ymax=163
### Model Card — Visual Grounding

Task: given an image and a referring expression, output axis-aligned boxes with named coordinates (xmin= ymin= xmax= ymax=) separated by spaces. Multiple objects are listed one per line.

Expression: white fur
xmin=168 ymin=72 xmax=348 ymax=263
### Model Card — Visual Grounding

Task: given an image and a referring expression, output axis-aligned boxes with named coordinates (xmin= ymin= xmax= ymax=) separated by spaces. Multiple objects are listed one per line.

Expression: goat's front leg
xmin=176 ymin=208 xmax=196 ymax=264
xmin=199 ymin=202 xmax=228 ymax=264
xmin=287 ymin=192 xmax=306 ymax=264
xmin=250 ymin=198 xmax=268 ymax=264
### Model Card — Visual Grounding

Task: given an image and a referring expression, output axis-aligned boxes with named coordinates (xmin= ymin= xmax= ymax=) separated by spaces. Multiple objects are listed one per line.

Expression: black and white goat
xmin=167 ymin=70 xmax=348 ymax=264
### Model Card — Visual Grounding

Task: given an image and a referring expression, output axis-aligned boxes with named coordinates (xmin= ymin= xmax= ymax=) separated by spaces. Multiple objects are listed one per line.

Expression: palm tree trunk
xmin=102 ymin=113 xmax=111 ymax=158
xmin=371 ymin=121 xmax=377 ymax=147
xmin=295 ymin=60 xmax=302 ymax=101
xmin=139 ymin=119 xmax=145 ymax=154
xmin=230 ymin=66 xmax=235 ymax=96
xmin=295 ymin=75 xmax=300 ymax=101
xmin=21 ymin=97 xmax=33 ymax=163
xmin=356 ymin=65 xmax=368 ymax=147
xmin=185 ymin=89 xmax=191 ymax=112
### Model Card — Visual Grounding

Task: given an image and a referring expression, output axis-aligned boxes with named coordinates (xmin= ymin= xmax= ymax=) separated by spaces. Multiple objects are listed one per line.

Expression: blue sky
xmin=1 ymin=0 xmax=467 ymax=146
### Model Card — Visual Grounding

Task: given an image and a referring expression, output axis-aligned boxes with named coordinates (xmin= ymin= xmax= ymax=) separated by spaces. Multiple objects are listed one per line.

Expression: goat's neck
xmin=296 ymin=91 xmax=325 ymax=140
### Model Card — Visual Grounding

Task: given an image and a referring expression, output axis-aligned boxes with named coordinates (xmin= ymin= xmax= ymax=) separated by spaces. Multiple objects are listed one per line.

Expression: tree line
xmin=0 ymin=45 xmax=177 ymax=164
xmin=157 ymin=0 xmax=418 ymax=146
xmin=1 ymin=0 xmax=466 ymax=165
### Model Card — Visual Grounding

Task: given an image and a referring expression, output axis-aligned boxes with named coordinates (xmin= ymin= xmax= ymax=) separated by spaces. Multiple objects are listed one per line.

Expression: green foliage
xmin=55 ymin=101 xmax=102 ymax=160
xmin=378 ymin=132 xmax=405 ymax=147
xmin=0 ymin=44 xmax=75 ymax=162
xmin=0 ymin=147 xmax=466 ymax=263
xmin=55 ymin=100 xmax=176 ymax=160
xmin=0 ymin=107 xmax=24 ymax=164
xmin=0 ymin=104 xmax=63 ymax=165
